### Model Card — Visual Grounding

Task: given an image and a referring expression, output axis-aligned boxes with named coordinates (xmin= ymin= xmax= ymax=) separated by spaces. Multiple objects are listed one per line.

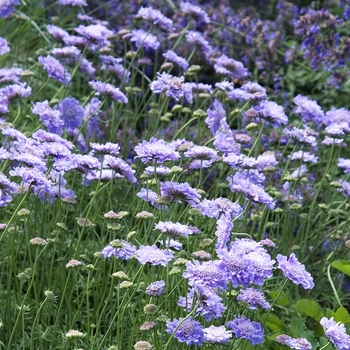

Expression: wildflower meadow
xmin=1 ymin=0 xmax=350 ymax=349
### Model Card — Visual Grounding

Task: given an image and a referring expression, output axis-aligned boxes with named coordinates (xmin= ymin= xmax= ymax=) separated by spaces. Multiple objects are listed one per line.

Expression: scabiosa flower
xmin=74 ymin=24 xmax=113 ymax=49
xmin=89 ymin=80 xmax=128 ymax=103
xmin=90 ymin=142 xmax=120 ymax=156
xmin=180 ymin=2 xmax=210 ymax=24
xmin=146 ymin=280 xmax=165 ymax=296
xmin=47 ymin=25 xmax=69 ymax=41
xmin=163 ymin=50 xmax=189 ymax=71
xmin=32 ymin=101 xmax=63 ymax=135
xmin=59 ymin=0 xmax=87 ymax=6
xmin=0 ymin=82 xmax=31 ymax=102
xmin=283 ymin=126 xmax=318 ymax=147
xmin=160 ymin=181 xmax=201 ymax=206
xmin=197 ymin=197 xmax=243 ymax=219
xmin=0 ymin=0 xmax=20 ymax=18
xmin=100 ymin=55 xmax=130 ymax=83
xmin=0 ymin=171 xmax=18 ymax=206
xmin=0 ymin=67 xmax=23 ymax=84
xmin=215 ymin=213 xmax=233 ymax=249
xmin=38 ymin=55 xmax=71 ymax=84
xmin=214 ymin=54 xmax=249 ymax=79
xmin=184 ymin=145 xmax=218 ymax=162
xmin=237 ymin=287 xmax=270 ymax=310
xmin=248 ymin=100 xmax=288 ymax=126
xmin=154 ymin=221 xmax=193 ymax=238
xmin=320 ymin=317 xmax=350 ymax=350
xmin=150 ymin=72 xmax=193 ymax=103
xmin=0 ymin=94 xmax=9 ymax=113
xmin=290 ymin=151 xmax=318 ymax=163
xmin=128 ymin=29 xmax=160 ymax=50
xmin=186 ymin=31 xmax=212 ymax=54
xmin=58 ymin=97 xmax=84 ymax=130
xmin=137 ymin=188 xmax=160 ymax=207
xmin=144 ymin=165 xmax=171 ymax=177
xmin=338 ymin=158 xmax=350 ymax=174
xmin=215 ymin=81 xmax=234 ymax=92
xmin=204 ymin=325 xmax=232 ymax=344
xmin=223 ymin=153 xmax=258 ymax=169
xmin=323 ymin=136 xmax=344 ymax=146
xmin=276 ymin=253 xmax=314 ymax=289
xmin=0 ymin=37 xmax=10 ymax=55
xmin=137 ymin=7 xmax=173 ymax=31
xmin=206 ymin=100 xmax=230 ymax=136
xmin=276 ymin=335 xmax=312 ymax=350
xmin=134 ymin=137 xmax=180 ymax=164
xmin=226 ymin=315 xmax=264 ymax=345
xmin=135 ymin=245 xmax=174 ymax=266
xmin=166 ymin=317 xmax=205 ymax=346
xmin=183 ymin=260 xmax=228 ymax=291
xmin=294 ymin=94 xmax=324 ymax=126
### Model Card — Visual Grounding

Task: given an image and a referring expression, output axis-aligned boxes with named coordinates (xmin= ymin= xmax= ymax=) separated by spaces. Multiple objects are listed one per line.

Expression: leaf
xmin=295 ymin=299 xmax=323 ymax=320
xmin=331 ymin=260 xmax=350 ymax=276
xmin=268 ymin=290 xmax=290 ymax=307
xmin=263 ymin=314 xmax=287 ymax=332
xmin=327 ymin=307 xmax=350 ymax=324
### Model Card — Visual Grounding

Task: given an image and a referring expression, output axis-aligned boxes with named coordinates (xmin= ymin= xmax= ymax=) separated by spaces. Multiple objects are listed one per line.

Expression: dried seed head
xmin=140 ymin=321 xmax=157 ymax=331
xmin=17 ymin=208 xmax=30 ymax=216
xmin=76 ymin=218 xmax=94 ymax=227
xmin=119 ymin=281 xmax=133 ymax=289
xmin=135 ymin=211 xmax=154 ymax=220
xmin=112 ymin=271 xmax=130 ymax=280
xmin=65 ymin=329 xmax=85 ymax=339
xmin=29 ymin=237 xmax=48 ymax=246
xmin=143 ymin=304 xmax=158 ymax=315
xmin=66 ymin=259 xmax=82 ymax=268
xmin=134 ymin=341 xmax=152 ymax=350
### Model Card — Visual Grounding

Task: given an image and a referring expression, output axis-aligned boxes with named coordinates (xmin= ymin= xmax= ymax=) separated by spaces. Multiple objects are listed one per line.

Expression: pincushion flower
xmin=135 ymin=245 xmax=174 ymax=266
xmin=38 ymin=55 xmax=71 ymax=84
xmin=237 ymin=287 xmax=270 ymax=310
xmin=89 ymin=81 xmax=128 ymax=103
xmin=166 ymin=317 xmax=205 ymax=346
xmin=204 ymin=325 xmax=232 ymax=343
xmin=163 ymin=50 xmax=189 ymax=71
xmin=150 ymin=72 xmax=193 ymax=103
xmin=276 ymin=253 xmax=314 ymax=289
xmin=0 ymin=37 xmax=10 ymax=55
xmin=137 ymin=7 xmax=173 ymax=31
xmin=320 ymin=317 xmax=350 ymax=350
xmin=134 ymin=137 xmax=180 ymax=163
xmin=154 ymin=221 xmax=193 ymax=238
xmin=128 ymin=29 xmax=160 ymax=50
xmin=146 ymin=280 xmax=165 ymax=296
xmin=160 ymin=181 xmax=201 ymax=206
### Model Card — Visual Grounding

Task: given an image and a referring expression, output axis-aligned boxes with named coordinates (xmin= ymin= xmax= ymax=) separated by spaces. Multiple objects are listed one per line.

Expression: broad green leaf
xmin=263 ymin=314 xmax=287 ymax=332
xmin=331 ymin=260 xmax=350 ymax=277
xmin=268 ymin=290 xmax=290 ymax=307
xmin=295 ymin=299 xmax=323 ymax=320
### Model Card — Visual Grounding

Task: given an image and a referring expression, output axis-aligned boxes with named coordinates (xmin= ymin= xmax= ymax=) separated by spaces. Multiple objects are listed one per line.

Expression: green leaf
xmin=331 ymin=260 xmax=350 ymax=276
xmin=268 ymin=290 xmax=290 ymax=307
xmin=263 ymin=314 xmax=287 ymax=332
xmin=295 ymin=299 xmax=323 ymax=320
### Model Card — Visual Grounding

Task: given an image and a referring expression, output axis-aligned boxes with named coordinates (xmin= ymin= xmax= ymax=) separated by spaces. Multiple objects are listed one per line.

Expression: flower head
xmin=89 ymin=81 xmax=128 ymax=103
xmin=128 ymin=29 xmax=160 ymax=50
xmin=58 ymin=97 xmax=84 ymax=130
xmin=237 ymin=287 xmax=270 ymax=310
xmin=160 ymin=181 xmax=201 ymax=206
xmin=276 ymin=253 xmax=314 ymax=289
xmin=38 ymin=55 xmax=71 ymax=84
xmin=204 ymin=325 xmax=232 ymax=344
xmin=154 ymin=221 xmax=193 ymax=238
xmin=320 ymin=317 xmax=350 ymax=350
xmin=137 ymin=7 xmax=173 ymax=31
xmin=163 ymin=50 xmax=189 ymax=71
xmin=146 ymin=280 xmax=165 ymax=296
xmin=135 ymin=245 xmax=174 ymax=266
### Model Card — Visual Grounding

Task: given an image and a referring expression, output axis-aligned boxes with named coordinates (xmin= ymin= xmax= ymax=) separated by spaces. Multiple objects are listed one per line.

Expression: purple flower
xmin=338 ymin=158 xmax=350 ymax=174
xmin=276 ymin=335 xmax=312 ymax=350
xmin=47 ymin=25 xmax=69 ymax=41
xmin=102 ymin=240 xmax=136 ymax=260
xmin=59 ymin=0 xmax=87 ymax=6
xmin=283 ymin=126 xmax=318 ymax=147
xmin=0 ymin=0 xmax=19 ymax=18
xmin=137 ymin=7 xmax=173 ymax=31
xmin=204 ymin=325 xmax=232 ymax=344
xmin=144 ymin=165 xmax=171 ymax=176
xmin=0 ymin=37 xmax=10 ymax=55
xmin=137 ymin=188 xmax=159 ymax=207
xmin=237 ymin=287 xmax=270 ymax=310
xmin=51 ymin=46 xmax=81 ymax=61
xmin=0 ymin=67 xmax=23 ymax=84
xmin=90 ymin=142 xmax=120 ymax=156
xmin=276 ymin=253 xmax=314 ymax=289
xmin=63 ymin=35 xmax=88 ymax=47
xmin=197 ymin=197 xmax=242 ymax=219
xmin=145 ymin=280 xmax=165 ymax=296
xmin=84 ymin=97 xmax=102 ymax=138
xmin=206 ymin=99 xmax=229 ymax=135
xmin=150 ymin=72 xmax=193 ymax=103
xmin=89 ymin=80 xmax=128 ymax=103
xmin=100 ymin=55 xmax=130 ymax=83
xmin=186 ymin=31 xmax=212 ymax=54
xmin=180 ymin=2 xmax=210 ymax=24
xmin=214 ymin=55 xmax=249 ymax=79
xmin=0 ymin=83 xmax=31 ymax=101
xmin=58 ymin=97 xmax=84 ymax=130
xmin=135 ymin=245 xmax=174 ymax=266
xmin=0 ymin=94 xmax=9 ymax=113
xmin=38 ymin=55 xmax=71 ymax=84
xmin=294 ymin=94 xmax=324 ymax=126
xmin=290 ymin=151 xmax=318 ymax=163
xmin=166 ymin=317 xmax=205 ymax=346
xmin=215 ymin=213 xmax=233 ymax=249
xmin=104 ymin=156 xmax=137 ymax=183
xmin=223 ymin=154 xmax=258 ymax=169
xmin=32 ymin=101 xmax=63 ymax=135
xmin=160 ymin=181 xmax=201 ymax=206
xmin=128 ymin=29 xmax=160 ymax=50
xmin=248 ymin=100 xmax=288 ymax=126
xmin=184 ymin=145 xmax=218 ymax=162
xmin=163 ymin=50 xmax=189 ymax=71
xmin=320 ymin=317 xmax=350 ymax=350
xmin=0 ymin=171 xmax=18 ymax=206
xmin=226 ymin=315 xmax=264 ymax=345
xmin=154 ymin=221 xmax=193 ymax=238
xmin=215 ymin=81 xmax=234 ymax=92
xmin=74 ymin=24 xmax=113 ymax=50
xmin=134 ymin=137 xmax=180 ymax=164
xmin=183 ymin=260 xmax=228 ymax=291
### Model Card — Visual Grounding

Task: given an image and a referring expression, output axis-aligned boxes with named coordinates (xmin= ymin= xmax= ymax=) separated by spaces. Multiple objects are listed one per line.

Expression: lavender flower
xmin=276 ymin=253 xmax=314 ymax=289
xmin=184 ymin=145 xmax=218 ymax=162
xmin=320 ymin=317 xmax=350 ymax=350
xmin=100 ymin=55 xmax=130 ymax=83
xmin=0 ymin=37 xmax=10 ymax=55
xmin=294 ymin=94 xmax=324 ymax=126
xmin=150 ymin=72 xmax=193 ymax=103
xmin=144 ymin=165 xmax=170 ymax=177
xmin=186 ymin=31 xmax=212 ymax=54
xmin=128 ymin=29 xmax=160 ymax=50
xmin=283 ymin=126 xmax=318 ymax=147
xmin=162 ymin=50 xmax=189 ymax=71
xmin=136 ymin=188 xmax=159 ymax=207
xmin=89 ymin=81 xmax=128 ymax=103
xmin=237 ymin=287 xmax=270 ymax=310
xmin=58 ymin=97 xmax=84 ymax=130
xmin=166 ymin=317 xmax=205 ymax=346
xmin=135 ymin=245 xmax=174 ymax=266
xmin=38 ymin=55 xmax=71 ymax=84
xmin=0 ymin=94 xmax=9 ymax=113
xmin=180 ymin=2 xmax=210 ymax=24
xmin=145 ymin=280 xmax=165 ymax=296
xmin=160 ymin=181 xmax=201 ymax=206
xmin=137 ymin=7 xmax=173 ymax=31
xmin=215 ymin=81 xmax=234 ymax=92
xmin=226 ymin=315 xmax=264 ymax=345
xmin=154 ymin=221 xmax=193 ymax=238
xmin=102 ymin=240 xmax=136 ymax=260
xmin=203 ymin=325 xmax=232 ymax=344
